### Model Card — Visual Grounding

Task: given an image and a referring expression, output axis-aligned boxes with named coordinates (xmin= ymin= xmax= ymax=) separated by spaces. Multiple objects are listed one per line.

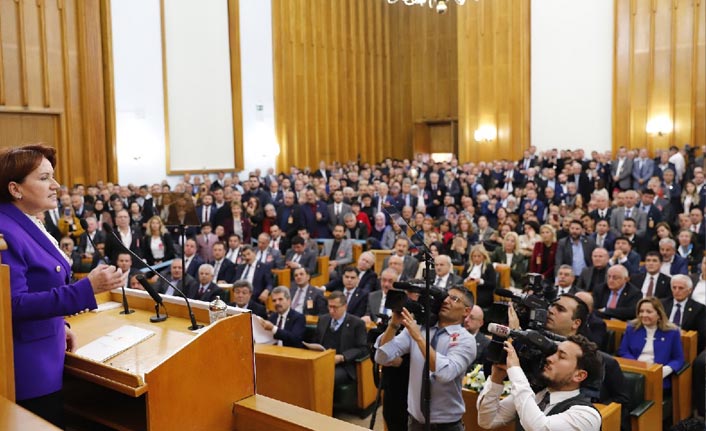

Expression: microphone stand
xmin=106 ymin=225 xmax=203 ymax=331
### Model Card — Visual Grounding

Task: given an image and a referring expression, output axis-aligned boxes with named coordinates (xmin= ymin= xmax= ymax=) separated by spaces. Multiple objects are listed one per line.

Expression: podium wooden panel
xmin=0 ymin=235 xmax=14 ymax=401
xmin=233 ymin=394 xmax=368 ymax=431
xmin=0 ymin=396 xmax=61 ymax=431
xmin=254 ymin=344 xmax=334 ymax=415
xmin=64 ymin=290 xmax=255 ymax=431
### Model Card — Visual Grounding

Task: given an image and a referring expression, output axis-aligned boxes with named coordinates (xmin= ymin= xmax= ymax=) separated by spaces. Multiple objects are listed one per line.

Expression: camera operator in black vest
xmin=477 ymin=331 xmax=602 ymax=431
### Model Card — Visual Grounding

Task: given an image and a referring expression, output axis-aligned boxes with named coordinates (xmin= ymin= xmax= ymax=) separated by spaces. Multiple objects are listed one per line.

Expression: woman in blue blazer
xmin=0 ymin=145 xmax=124 ymax=426
xmin=617 ymin=296 xmax=684 ymax=388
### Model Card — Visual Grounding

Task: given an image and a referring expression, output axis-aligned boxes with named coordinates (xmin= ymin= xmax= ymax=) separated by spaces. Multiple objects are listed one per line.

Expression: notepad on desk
xmin=91 ymin=301 xmax=123 ymax=313
xmin=75 ymin=325 xmax=156 ymax=363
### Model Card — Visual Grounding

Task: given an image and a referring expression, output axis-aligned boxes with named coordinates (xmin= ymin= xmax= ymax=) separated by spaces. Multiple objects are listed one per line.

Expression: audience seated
xmin=594 ymin=264 xmax=641 ymax=321
xmin=259 ymin=286 xmax=305 ymax=348
xmin=289 ymin=267 xmax=327 ymax=316
xmin=229 ymin=280 xmax=267 ymax=319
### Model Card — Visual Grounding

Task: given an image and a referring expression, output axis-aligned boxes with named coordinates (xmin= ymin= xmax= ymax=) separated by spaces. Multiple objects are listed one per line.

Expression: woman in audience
xmin=681 ymin=180 xmax=699 ymax=214
xmin=518 ymin=220 xmax=540 ymax=257
xmin=529 ymin=224 xmax=558 ymax=285
xmin=369 ymin=212 xmax=390 ymax=249
xmin=260 ymin=203 xmax=277 ymax=237
xmin=140 ymin=215 xmax=176 ymax=266
xmin=128 ymin=201 xmax=145 ymax=231
xmin=676 ymin=229 xmax=702 ymax=274
xmin=420 ymin=215 xmax=436 ymax=246
xmin=617 ymin=297 xmax=684 ymax=389
xmin=437 ymin=218 xmax=454 ymax=251
xmin=220 ymin=201 xmax=252 ymax=244
xmin=463 ymin=244 xmax=496 ymax=308
xmin=455 ymin=216 xmax=478 ymax=247
xmin=448 ymin=235 xmax=469 ymax=267
xmin=57 ymin=205 xmax=85 ymax=241
xmin=489 ymin=231 xmax=528 ymax=288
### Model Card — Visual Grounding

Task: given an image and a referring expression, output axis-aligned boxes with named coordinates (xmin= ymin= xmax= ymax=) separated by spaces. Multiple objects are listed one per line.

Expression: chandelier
xmin=386 ymin=0 xmax=468 ymax=14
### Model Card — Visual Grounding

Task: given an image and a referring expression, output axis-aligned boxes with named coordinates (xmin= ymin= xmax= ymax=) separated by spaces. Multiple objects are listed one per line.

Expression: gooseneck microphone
xmin=136 ymin=274 xmax=167 ymax=323
xmin=103 ymin=223 xmax=203 ymax=330
xmin=85 ymin=219 xmax=134 ymax=315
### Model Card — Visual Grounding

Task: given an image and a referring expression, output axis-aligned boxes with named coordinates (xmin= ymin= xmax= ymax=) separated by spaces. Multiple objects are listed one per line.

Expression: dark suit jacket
xmin=589 ymin=208 xmax=613 ymax=224
xmin=576 ymin=265 xmax=608 ymax=292
xmin=365 ymin=290 xmax=385 ymax=320
xmin=234 ymin=262 xmax=273 ymax=299
xmin=590 ymin=231 xmax=616 ymax=253
xmin=104 ymin=227 xmax=143 ymax=266
xmin=343 ymin=287 xmax=370 ymax=317
xmin=382 ymin=254 xmax=419 ymax=280
xmin=212 ymin=258 xmax=237 ymax=284
xmin=610 ymin=250 xmax=641 ymax=275
xmin=630 ymin=272 xmax=672 ymax=299
xmin=185 ymin=254 xmax=204 ymax=279
xmin=555 ymin=236 xmax=596 ymax=275
xmin=155 ymin=273 xmax=199 ymax=299
xmin=140 ymin=234 xmax=176 ymax=266
xmin=462 ymin=263 xmax=497 ymax=308
xmin=582 ymin=312 xmax=608 ymax=351
xmin=195 ymin=204 xmax=217 ymax=225
xmin=276 ymin=204 xmax=304 ymax=239
xmin=269 ymin=309 xmax=305 ymax=347
xmin=232 ymin=299 xmax=267 ymax=319
xmin=593 ymin=282 xmax=642 ymax=321
xmin=42 ymin=210 xmax=63 ymax=242
xmin=315 ymin=314 xmax=368 ymax=380
xmin=669 ymin=255 xmax=689 ymax=276
xmin=289 ymin=285 xmax=327 ymax=316
xmin=77 ymin=230 xmax=106 ymax=255
xmin=284 ymin=249 xmax=318 ymax=275
xmin=661 ymin=298 xmax=706 ymax=351
xmin=194 ymin=282 xmax=225 ymax=302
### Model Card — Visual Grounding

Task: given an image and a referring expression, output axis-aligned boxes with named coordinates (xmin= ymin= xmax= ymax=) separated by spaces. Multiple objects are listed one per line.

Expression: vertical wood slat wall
xmin=457 ymin=0 xmax=530 ymax=164
xmin=0 ymin=0 xmax=115 ymax=185
xmin=272 ymin=0 xmax=392 ymax=172
xmin=614 ymin=0 xmax=705 ymax=153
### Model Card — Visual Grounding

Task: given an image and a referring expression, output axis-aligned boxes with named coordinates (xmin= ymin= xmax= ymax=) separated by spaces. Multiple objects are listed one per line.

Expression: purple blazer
xmin=0 ymin=203 xmax=97 ymax=400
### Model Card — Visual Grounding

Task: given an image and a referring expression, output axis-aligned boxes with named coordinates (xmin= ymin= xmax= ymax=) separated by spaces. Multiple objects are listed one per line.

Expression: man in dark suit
xmin=554 ymin=265 xmax=581 ymax=295
xmin=631 ymin=252 xmax=672 ymax=299
xmin=608 ymin=236 xmax=641 ymax=275
xmin=659 ymin=237 xmax=689 ymax=276
xmin=77 ymin=216 xmax=106 ymax=257
xmin=183 ymin=238 xmax=204 ymax=279
xmin=300 ymin=188 xmax=331 ymax=238
xmin=325 ymin=250 xmax=378 ymax=293
xmin=340 ymin=266 xmax=370 ymax=317
xmin=155 ymin=258 xmax=198 ymax=299
xmin=661 ymin=274 xmax=706 ymax=352
xmin=195 ymin=193 xmax=216 ymax=225
xmin=463 ymin=305 xmax=490 ymax=367
xmin=577 ymin=248 xmax=610 ymax=292
xmin=594 ymin=264 xmax=641 ymax=321
xmin=588 ymin=191 xmax=612 ymax=224
xmin=42 ymin=207 xmax=63 ymax=242
xmin=431 ymin=254 xmax=464 ymax=291
xmin=228 ymin=280 xmax=267 ymax=319
xmin=289 ymin=267 xmax=327 ymax=316
xmin=362 ymin=267 xmax=397 ymax=325
xmin=104 ymin=209 xmax=143 ymax=265
xmin=382 ymin=237 xmax=419 ymax=280
xmin=342 ymin=212 xmax=368 ymax=241
xmin=211 ymin=242 xmax=236 ymax=284
xmin=327 ymin=190 xmax=352 ymax=234
xmin=277 ymin=191 xmax=304 ymax=240
xmin=314 ymin=291 xmax=369 ymax=387
xmin=194 ymin=263 xmax=226 ymax=302
xmin=284 ymin=235 xmax=318 ymax=276
xmin=234 ymin=245 xmax=273 ymax=304
xmin=590 ymin=220 xmax=615 ymax=253
xmin=555 ymin=219 xmax=596 ymax=277
xmin=258 ymin=286 xmax=305 ymax=348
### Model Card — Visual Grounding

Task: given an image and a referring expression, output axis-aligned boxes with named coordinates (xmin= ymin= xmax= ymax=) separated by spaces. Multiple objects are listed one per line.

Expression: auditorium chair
xmin=310 ymin=256 xmax=329 ymax=286
xmin=332 ymin=355 xmax=377 ymax=418
xmin=615 ymin=357 xmax=663 ymax=431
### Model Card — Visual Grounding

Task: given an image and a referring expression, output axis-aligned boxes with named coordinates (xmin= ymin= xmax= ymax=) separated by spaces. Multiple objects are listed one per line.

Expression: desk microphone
xmin=103 ymin=223 xmax=203 ymax=330
xmin=136 ymin=274 xmax=167 ymax=323
xmin=86 ymin=219 xmax=133 ymax=315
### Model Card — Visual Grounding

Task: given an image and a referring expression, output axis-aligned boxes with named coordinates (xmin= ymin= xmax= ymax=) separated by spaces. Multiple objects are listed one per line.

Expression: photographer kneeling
xmin=477 ymin=334 xmax=602 ymax=431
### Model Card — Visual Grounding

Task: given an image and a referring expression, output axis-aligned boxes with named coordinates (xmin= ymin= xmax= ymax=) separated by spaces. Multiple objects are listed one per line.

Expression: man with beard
xmin=477 ymin=334 xmax=602 ymax=431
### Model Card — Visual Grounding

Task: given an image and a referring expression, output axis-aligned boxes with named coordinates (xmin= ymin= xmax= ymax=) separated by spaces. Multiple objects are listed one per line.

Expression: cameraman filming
xmin=477 ymin=335 xmax=602 ymax=431
xmin=375 ymin=286 xmax=476 ymax=431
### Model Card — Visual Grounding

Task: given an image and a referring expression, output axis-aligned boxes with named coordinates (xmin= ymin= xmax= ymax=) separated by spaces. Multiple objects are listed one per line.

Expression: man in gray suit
xmin=320 ymin=225 xmax=353 ymax=279
xmin=609 ymin=190 xmax=647 ymax=236
xmin=327 ymin=190 xmax=352 ymax=233
xmin=284 ymin=235 xmax=318 ymax=275
xmin=432 ymin=254 xmax=464 ymax=291
xmin=362 ymin=267 xmax=398 ymax=325
xmin=632 ymin=148 xmax=655 ymax=191
xmin=382 ymin=237 xmax=419 ymax=280
xmin=611 ymin=146 xmax=634 ymax=191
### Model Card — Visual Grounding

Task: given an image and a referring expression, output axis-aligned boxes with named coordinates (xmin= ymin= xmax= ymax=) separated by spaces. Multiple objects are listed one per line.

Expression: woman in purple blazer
xmin=617 ymin=296 xmax=684 ymax=388
xmin=0 ymin=145 xmax=124 ymax=427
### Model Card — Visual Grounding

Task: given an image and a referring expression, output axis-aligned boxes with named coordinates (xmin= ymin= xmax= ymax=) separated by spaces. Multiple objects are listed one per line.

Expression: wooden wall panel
xmin=0 ymin=0 xmax=114 ymax=186
xmin=614 ymin=0 xmax=706 ymax=153
xmin=457 ymin=0 xmax=530 ymax=163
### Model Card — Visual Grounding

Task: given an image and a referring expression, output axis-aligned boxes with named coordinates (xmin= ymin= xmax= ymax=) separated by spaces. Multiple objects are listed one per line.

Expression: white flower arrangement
xmin=463 ymin=364 xmax=511 ymax=395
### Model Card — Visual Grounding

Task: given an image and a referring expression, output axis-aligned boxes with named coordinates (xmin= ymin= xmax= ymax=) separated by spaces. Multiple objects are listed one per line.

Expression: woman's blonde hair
xmin=629 ymin=297 xmax=678 ymax=331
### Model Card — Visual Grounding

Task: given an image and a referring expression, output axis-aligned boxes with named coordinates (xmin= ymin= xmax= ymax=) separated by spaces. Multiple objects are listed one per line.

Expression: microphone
xmin=104 ymin=224 xmax=203 ymax=330
xmin=487 ymin=323 xmax=558 ymax=355
xmin=136 ymin=274 xmax=167 ymax=323
xmin=93 ymin=221 xmax=134 ymax=315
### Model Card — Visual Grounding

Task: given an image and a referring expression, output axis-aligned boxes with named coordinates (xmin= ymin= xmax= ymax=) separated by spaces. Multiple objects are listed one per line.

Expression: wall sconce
xmin=645 ymin=117 xmax=673 ymax=136
xmin=474 ymin=125 xmax=497 ymax=142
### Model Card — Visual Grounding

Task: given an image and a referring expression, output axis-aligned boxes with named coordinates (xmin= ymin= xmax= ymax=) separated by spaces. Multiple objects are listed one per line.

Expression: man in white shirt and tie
xmin=257 ymin=286 xmax=305 ymax=348
xmin=433 ymin=254 xmax=463 ymax=291
xmin=554 ymin=265 xmax=578 ymax=296
xmin=362 ymin=267 xmax=397 ymax=325
xmin=289 ymin=267 xmax=327 ymax=316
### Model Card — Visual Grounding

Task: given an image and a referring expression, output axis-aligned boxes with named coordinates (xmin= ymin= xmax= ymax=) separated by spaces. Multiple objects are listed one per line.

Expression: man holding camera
xmin=477 ymin=334 xmax=602 ymax=431
xmin=375 ymin=286 xmax=476 ymax=431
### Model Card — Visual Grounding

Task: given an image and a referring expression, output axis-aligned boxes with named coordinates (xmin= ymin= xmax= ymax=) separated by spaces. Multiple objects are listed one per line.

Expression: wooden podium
xmin=64 ymin=290 xmax=255 ymax=431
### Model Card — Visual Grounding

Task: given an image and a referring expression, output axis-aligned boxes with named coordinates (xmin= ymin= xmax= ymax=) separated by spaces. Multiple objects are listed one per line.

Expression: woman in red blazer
xmin=529 ymin=224 xmax=558 ymax=285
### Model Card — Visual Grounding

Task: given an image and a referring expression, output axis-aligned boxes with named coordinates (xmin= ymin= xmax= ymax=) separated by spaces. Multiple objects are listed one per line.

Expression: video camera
xmin=383 ymin=280 xmax=448 ymax=328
